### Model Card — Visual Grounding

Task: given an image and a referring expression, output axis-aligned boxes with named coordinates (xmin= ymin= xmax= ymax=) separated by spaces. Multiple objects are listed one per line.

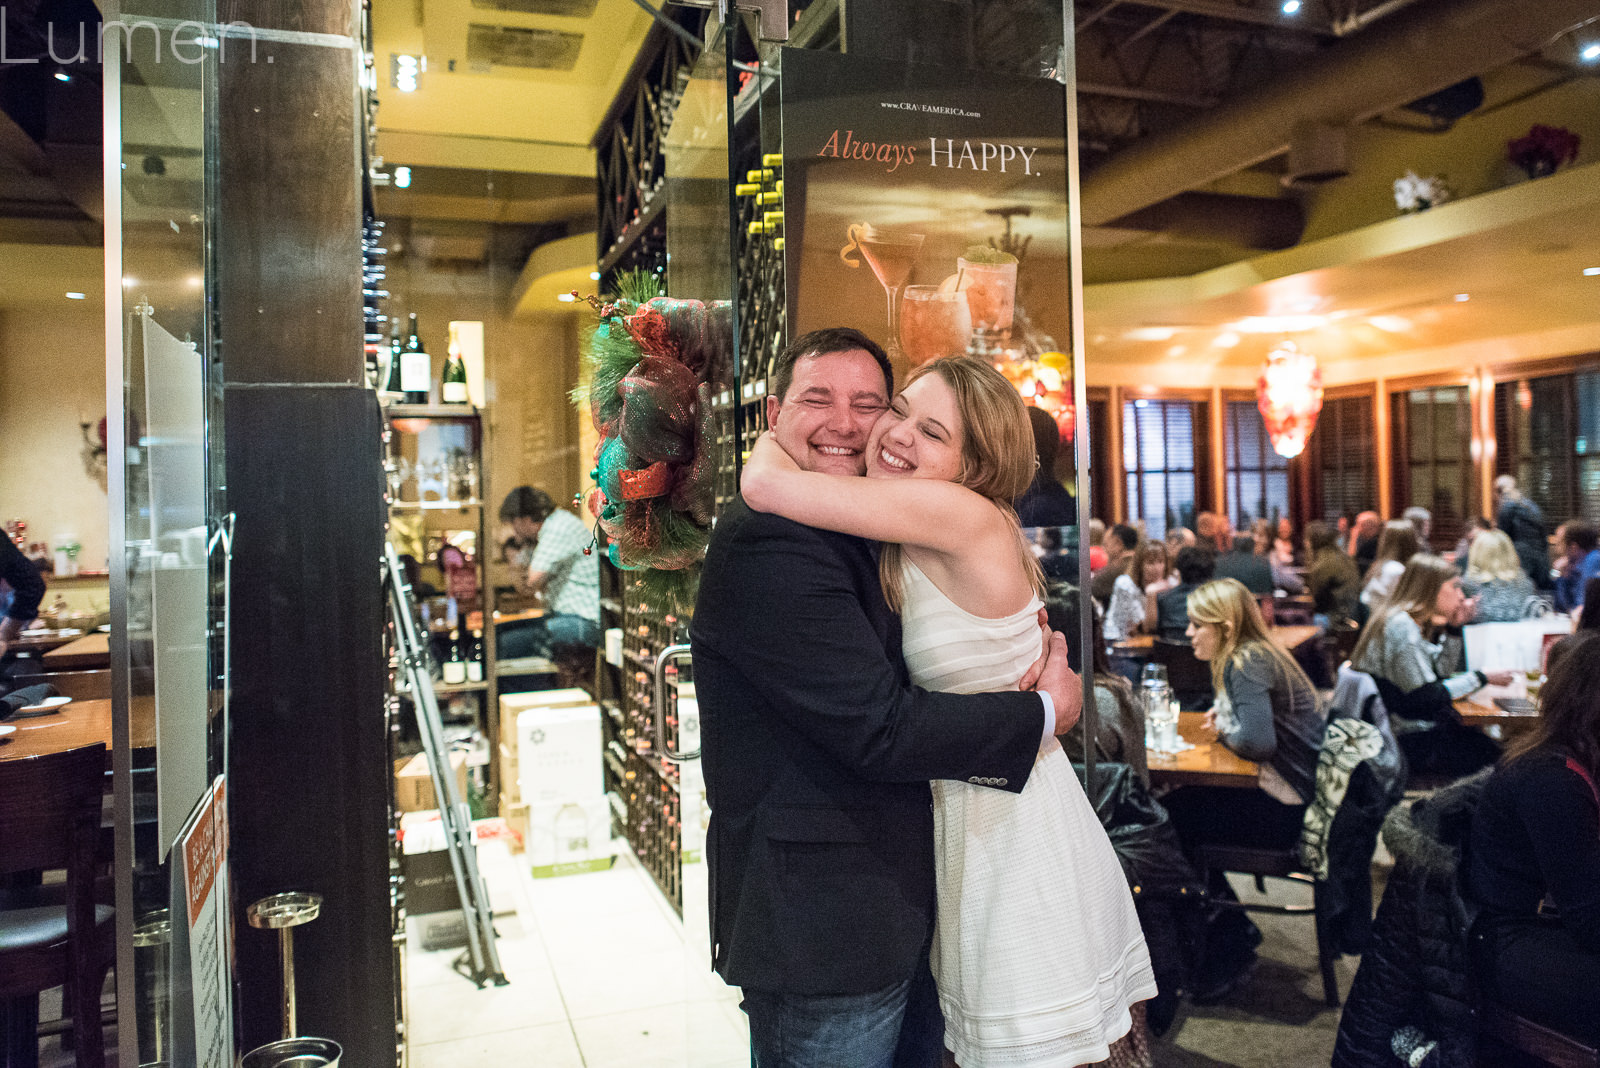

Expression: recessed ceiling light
xmin=65 ymin=291 xmax=86 ymax=300
xmin=1281 ymin=0 xmax=1302 ymax=14
xmin=589 ymin=271 xmax=601 ymax=281
xmin=1213 ymin=331 xmax=1241 ymax=348
xmin=393 ymin=166 xmax=411 ymax=188
xmin=122 ymin=277 xmax=136 ymax=288
xmin=1582 ymin=43 xmax=1600 ymax=62
xmin=1585 ymin=267 xmax=1600 ymax=276
xmin=556 ymin=293 xmax=576 ymax=303
xmin=1454 ymin=293 xmax=1470 ymax=302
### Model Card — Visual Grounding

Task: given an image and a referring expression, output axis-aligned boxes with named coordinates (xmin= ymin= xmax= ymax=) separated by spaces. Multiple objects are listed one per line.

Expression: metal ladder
xmin=384 ymin=541 xmax=507 ymax=988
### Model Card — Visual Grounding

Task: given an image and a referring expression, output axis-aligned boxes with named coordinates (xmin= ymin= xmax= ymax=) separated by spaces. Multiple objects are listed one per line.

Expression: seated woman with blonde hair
xmin=1160 ymin=577 xmax=1328 ymax=1000
xmin=1461 ymin=528 xmax=1539 ymax=622
xmin=1352 ymin=554 xmax=1511 ymax=779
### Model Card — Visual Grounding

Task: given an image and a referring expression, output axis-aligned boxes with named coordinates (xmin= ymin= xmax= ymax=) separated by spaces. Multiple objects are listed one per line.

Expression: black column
xmin=214 ymin=1 xmax=393 ymax=1062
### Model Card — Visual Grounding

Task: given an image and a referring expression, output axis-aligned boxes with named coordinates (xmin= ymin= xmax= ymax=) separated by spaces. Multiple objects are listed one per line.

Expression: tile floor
xmin=404 ymin=841 xmax=750 ymax=1068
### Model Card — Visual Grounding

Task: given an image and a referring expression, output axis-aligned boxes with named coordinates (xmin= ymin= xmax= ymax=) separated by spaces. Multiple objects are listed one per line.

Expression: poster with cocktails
xmin=779 ymin=47 xmax=1071 ymax=407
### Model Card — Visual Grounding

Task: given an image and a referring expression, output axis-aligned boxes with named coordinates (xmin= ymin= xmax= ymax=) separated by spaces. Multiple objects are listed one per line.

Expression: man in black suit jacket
xmin=692 ymin=328 xmax=1082 ymax=1067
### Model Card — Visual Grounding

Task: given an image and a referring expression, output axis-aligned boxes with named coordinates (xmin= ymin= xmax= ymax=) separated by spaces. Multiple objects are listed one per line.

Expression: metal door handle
xmin=652 ymin=643 xmax=698 ymax=763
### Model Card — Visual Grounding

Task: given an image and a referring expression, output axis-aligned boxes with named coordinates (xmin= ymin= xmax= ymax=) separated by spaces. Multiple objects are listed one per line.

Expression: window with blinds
xmin=1494 ymin=367 xmax=1600 ymax=526
xmin=1122 ymin=398 xmax=1201 ymax=538
xmin=1308 ymin=394 xmax=1376 ymax=524
xmin=1224 ymin=400 xmax=1290 ymax=530
xmin=1391 ymin=385 xmax=1475 ymax=547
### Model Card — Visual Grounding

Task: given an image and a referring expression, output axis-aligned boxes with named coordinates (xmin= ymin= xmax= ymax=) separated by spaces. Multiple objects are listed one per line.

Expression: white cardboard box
xmin=513 ymin=701 xmax=602 ymax=803
xmin=526 ymin=796 xmax=614 ymax=878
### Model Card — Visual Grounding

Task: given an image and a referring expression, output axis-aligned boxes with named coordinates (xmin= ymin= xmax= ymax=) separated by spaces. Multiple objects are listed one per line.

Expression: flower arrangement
xmin=572 ymin=271 xmax=731 ymax=610
xmin=1393 ymin=170 xmax=1454 ymax=213
xmin=1507 ymin=124 xmax=1580 ymax=179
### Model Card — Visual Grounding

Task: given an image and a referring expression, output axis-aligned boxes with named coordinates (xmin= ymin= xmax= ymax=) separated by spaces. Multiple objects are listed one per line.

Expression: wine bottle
xmin=399 ymin=313 xmax=431 ymax=405
xmin=442 ymin=628 xmax=467 ymax=684
xmin=465 ymin=629 xmax=484 ymax=682
xmin=382 ymin=317 xmax=405 ymax=401
xmin=441 ymin=338 xmax=469 ymax=404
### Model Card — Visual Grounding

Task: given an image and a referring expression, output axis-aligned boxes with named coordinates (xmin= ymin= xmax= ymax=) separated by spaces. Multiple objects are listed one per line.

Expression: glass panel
xmin=108 ymin=4 xmax=225 ymax=1067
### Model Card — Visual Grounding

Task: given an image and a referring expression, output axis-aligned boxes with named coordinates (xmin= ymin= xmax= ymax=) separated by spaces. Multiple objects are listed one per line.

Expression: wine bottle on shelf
xmin=465 ymin=629 xmax=484 ymax=683
xmin=441 ymin=628 xmax=467 ymax=684
xmin=382 ymin=317 xmax=405 ymax=401
xmin=441 ymin=338 xmax=469 ymax=405
xmin=399 ymin=313 xmax=431 ymax=405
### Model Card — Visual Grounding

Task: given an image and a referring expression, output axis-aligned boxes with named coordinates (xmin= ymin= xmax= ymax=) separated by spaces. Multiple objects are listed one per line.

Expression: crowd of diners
xmin=1020 ymin=469 xmax=1599 ymax=1035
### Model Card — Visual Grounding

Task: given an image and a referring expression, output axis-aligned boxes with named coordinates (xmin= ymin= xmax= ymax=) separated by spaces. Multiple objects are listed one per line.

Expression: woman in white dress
xmin=742 ymin=356 xmax=1156 ymax=1068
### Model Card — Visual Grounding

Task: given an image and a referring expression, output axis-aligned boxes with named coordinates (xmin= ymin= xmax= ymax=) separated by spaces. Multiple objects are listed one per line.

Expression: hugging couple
xmin=692 ymin=328 xmax=1155 ymax=1068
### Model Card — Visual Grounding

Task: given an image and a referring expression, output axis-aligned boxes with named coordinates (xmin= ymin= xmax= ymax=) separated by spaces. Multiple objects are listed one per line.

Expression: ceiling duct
xmin=1281 ymin=122 xmax=1350 ymax=188
xmin=1079 ymin=0 xmax=1600 ymax=227
xmin=469 ymin=0 xmax=598 ymax=13
xmin=465 ymin=24 xmax=585 ymax=71
xmin=1104 ymin=192 xmax=1305 ymax=251
xmin=1401 ymin=76 xmax=1486 ymax=125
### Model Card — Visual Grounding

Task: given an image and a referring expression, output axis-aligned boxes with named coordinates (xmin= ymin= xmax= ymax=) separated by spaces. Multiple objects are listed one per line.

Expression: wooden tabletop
xmin=1455 ymin=696 xmax=1543 ymax=732
xmin=0 ymin=697 xmax=155 ymax=763
xmin=1147 ymin=711 xmax=1260 ymax=789
xmin=42 ymin=632 xmax=109 ymax=670
xmin=1115 ymin=624 xmax=1321 ymax=654
xmin=9 ymin=629 xmax=87 ymax=653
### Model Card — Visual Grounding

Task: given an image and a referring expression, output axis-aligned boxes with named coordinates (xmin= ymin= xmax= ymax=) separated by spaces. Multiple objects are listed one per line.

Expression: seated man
xmin=496 ymin=486 xmax=600 ymax=661
xmin=1213 ymin=534 xmax=1275 ymax=595
xmin=1155 ymin=546 xmax=1216 ymax=642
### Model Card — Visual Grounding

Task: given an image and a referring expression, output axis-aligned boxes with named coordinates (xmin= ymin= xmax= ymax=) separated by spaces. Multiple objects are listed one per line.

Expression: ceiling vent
xmin=468 ymin=0 xmax=598 ymax=16
xmin=1280 ymin=122 xmax=1349 ymax=189
xmin=465 ymin=24 xmax=583 ymax=72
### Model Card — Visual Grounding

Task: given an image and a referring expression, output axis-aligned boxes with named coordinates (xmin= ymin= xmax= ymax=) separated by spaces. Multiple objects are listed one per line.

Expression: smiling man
xmin=692 ymin=327 xmax=1078 ymax=1067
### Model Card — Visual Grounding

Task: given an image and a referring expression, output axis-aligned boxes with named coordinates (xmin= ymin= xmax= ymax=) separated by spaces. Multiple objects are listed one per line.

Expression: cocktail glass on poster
xmin=952 ymin=249 xmax=1018 ymax=335
xmin=900 ymin=285 xmax=972 ymax=366
xmin=841 ymin=223 xmax=925 ymax=354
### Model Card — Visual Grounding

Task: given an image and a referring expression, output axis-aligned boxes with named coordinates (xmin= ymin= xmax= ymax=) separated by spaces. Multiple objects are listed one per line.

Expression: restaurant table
xmin=1454 ymin=695 xmax=1543 ymax=733
xmin=1147 ymin=711 xmax=1260 ymax=789
xmin=0 ymin=697 xmax=155 ymax=764
xmin=1115 ymin=624 xmax=1321 ymax=656
xmin=41 ymin=632 xmax=109 ymax=671
xmin=7 ymin=629 xmax=86 ymax=654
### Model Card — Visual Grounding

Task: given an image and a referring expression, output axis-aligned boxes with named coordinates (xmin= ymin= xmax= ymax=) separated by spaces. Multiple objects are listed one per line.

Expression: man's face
xmin=765 ymin=349 xmax=889 ymax=475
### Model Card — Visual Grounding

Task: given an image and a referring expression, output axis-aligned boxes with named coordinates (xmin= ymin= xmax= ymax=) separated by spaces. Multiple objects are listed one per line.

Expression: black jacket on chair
xmin=691 ymin=500 xmax=1044 ymax=996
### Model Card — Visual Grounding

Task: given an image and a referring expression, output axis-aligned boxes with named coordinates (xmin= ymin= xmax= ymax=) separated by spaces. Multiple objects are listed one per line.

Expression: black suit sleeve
xmin=695 ymin=513 xmax=1042 ymax=792
xmin=0 ymin=536 xmax=45 ymax=623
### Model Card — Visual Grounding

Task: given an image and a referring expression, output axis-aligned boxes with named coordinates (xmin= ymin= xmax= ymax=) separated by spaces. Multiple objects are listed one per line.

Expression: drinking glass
xmin=955 ymin=255 xmax=1018 ymax=333
xmin=842 ymin=223 xmax=924 ymax=351
xmin=899 ymin=286 xmax=972 ymax=366
xmin=1141 ymin=663 xmax=1168 ymax=690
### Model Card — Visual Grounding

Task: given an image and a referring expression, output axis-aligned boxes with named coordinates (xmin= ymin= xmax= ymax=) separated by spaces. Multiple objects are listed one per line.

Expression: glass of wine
xmin=842 ymin=223 xmax=924 ymax=352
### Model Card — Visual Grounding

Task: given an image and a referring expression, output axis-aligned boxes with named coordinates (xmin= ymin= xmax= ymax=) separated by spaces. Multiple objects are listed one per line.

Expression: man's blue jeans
xmin=742 ymin=960 xmax=943 ymax=1068
xmin=496 ymin=613 xmax=599 ymax=659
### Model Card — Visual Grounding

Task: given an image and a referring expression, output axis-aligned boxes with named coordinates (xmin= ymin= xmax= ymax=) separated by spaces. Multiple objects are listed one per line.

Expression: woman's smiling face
xmin=866 ymin=373 xmax=965 ymax=484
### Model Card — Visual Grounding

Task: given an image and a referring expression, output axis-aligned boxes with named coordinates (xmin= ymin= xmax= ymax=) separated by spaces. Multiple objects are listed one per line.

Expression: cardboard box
xmin=511 ymin=702 xmax=602 ymax=804
xmin=527 ymin=796 xmax=614 ymax=878
xmin=394 ymin=751 xmax=469 ymax=814
xmin=499 ymin=794 xmax=528 ymax=852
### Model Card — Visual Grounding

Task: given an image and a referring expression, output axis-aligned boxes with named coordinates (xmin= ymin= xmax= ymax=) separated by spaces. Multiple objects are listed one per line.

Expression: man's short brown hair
xmin=769 ymin=328 xmax=893 ymax=403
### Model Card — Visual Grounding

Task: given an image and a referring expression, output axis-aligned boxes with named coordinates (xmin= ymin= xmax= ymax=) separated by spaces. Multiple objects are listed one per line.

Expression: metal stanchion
xmin=240 ymin=893 xmax=343 ymax=1068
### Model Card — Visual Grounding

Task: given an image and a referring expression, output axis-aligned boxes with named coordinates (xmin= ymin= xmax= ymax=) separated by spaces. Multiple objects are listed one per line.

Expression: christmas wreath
xmin=573 ymin=272 xmax=730 ymax=609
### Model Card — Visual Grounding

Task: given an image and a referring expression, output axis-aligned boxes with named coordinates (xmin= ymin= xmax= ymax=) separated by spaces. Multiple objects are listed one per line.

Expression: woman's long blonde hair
xmin=1361 ymin=519 xmax=1421 ymax=587
xmin=879 ymin=357 xmax=1045 ymax=611
xmin=1350 ymin=553 xmax=1458 ymax=666
xmin=1465 ymin=528 xmax=1525 ymax=584
xmin=1186 ymin=578 xmax=1314 ymax=698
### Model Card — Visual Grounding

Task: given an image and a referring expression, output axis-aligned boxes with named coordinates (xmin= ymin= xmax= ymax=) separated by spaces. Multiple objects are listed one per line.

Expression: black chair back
xmin=1150 ymin=638 xmax=1213 ymax=710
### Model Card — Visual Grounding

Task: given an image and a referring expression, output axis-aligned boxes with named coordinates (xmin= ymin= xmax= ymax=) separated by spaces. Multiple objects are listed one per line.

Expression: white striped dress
xmin=900 ymin=559 xmax=1157 ymax=1067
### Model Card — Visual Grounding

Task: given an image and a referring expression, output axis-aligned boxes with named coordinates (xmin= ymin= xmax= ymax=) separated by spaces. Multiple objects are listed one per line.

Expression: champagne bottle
xmin=465 ymin=629 xmax=484 ymax=682
xmin=382 ymin=317 xmax=405 ymax=400
xmin=399 ymin=313 xmax=431 ymax=405
xmin=442 ymin=628 xmax=467 ymax=684
xmin=441 ymin=339 xmax=469 ymax=405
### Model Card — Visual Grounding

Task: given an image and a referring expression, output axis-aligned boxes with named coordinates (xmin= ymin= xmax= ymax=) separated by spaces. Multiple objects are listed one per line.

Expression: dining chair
xmin=1149 ymin=638 xmax=1213 ymax=710
xmin=0 ymin=744 xmax=115 ymax=1068
xmin=1476 ymin=1001 xmax=1599 ymax=1067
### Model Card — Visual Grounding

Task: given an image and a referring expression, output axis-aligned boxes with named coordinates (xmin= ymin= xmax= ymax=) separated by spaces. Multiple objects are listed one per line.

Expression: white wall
xmin=0 ymin=303 xmax=111 ymax=570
